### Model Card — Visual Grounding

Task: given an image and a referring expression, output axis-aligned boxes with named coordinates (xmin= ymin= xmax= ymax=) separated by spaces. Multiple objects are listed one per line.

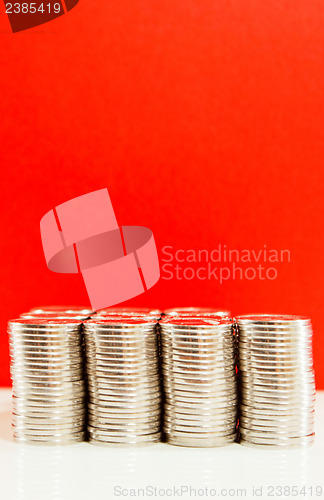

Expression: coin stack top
xmin=163 ymin=307 xmax=231 ymax=318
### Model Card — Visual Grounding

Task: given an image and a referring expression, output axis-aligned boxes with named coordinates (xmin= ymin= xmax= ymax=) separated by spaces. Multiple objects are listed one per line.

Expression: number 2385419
xmin=6 ymin=3 xmax=61 ymax=14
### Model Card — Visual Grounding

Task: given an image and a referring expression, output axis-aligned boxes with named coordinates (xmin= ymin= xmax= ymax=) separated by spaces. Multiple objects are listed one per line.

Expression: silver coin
xmin=239 ymin=427 xmax=314 ymax=440
xmin=238 ymin=375 xmax=315 ymax=387
xmin=85 ymin=333 xmax=157 ymax=341
xmin=163 ymin=423 xmax=237 ymax=435
xmin=165 ymin=433 xmax=236 ymax=447
xmin=239 ymin=407 xmax=315 ymax=419
xmin=163 ymin=400 xmax=237 ymax=411
xmin=12 ymin=380 xmax=85 ymax=392
xmin=237 ymin=321 xmax=312 ymax=329
xmin=164 ymin=398 xmax=238 ymax=409
xmin=10 ymin=353 xmax=83 ymax=364
xmin=238 ymin=357 xmax=313 ymax=368
xmin=85 ymin=347 xmax=158 ymax=356
xmin=12 ymin=406 xmax=85 ymax=416
xmin=161 ymin=336 xmax=234 ymax=344
xmin=10 ymin=346 xmax=83 ymax=356
xmin=9 ymin=330 xmax=82 ymax=338
xmin=161 ymin=337 xmax=234 ymax=346
xmin=238 ymin=352 xmax=313 ymax=362
xmin=88 ymin=393 xmax=161 ymax=403
xmin=84 ymin=331 xmax=157 ymax=339
xmin=239 ymin=436 xmax=314 ymax=449
xmin=86 ymin=365 xmax=158 ymax=376
xmin=236 ymin=313 xmax=310 ymax=322
xmin=161 ymin=356 xmax=235 ymax=367
xmin=239 ymin=373 xmax=315 ymax=384
xmin=239 ymin=413 xmax=314 ymax=425
xmin=240 ymin=386 xmax=316 ymax=399
xmin=86 ymin=358 xmax=158 ymax=367
xmin=240 ymin=396 xmax=315 ymax=408
xmin=164 ymin=404 xmax=237 ymax=417
xmin=12 ymin=419 xmax=85 ymax=431
xmin=163 ymin=427 xmax=237 ymax=439
xmin=84 ymin=351 xmax=157 ymax=362
xmin=163 ymin=372 xmax=237 ymax=382
xmin=13 ymin=433 xmax=85 ymax=445
xmin=238 ymin=366 xmax=313 ymax=375
xmin=164 ymin=385 xmax=237 ymax=397
xmin=87 ymin=382 xmax=161 ymax=393
xmin=237 ymin=336 xmax=312 ymax=345
xmin=12 ymin=424 xmax=86 ymax=437
xmin=9 ymin=339 xmax=81 ymax=348
xmin=11 ymin=365 xmax=83 ymax=375
xmin=164 ymin=421 xmax=236 ymax=433
xmin=240 ymin=403 xmax=315 ymax=417
xmin=88 ymin=402 xmax=161 ymax=413
xmin=239 ymin=422 xmax=314 ymax=435
xmin=12 ymin=396 xmax=85 ymax=407
xmin=11 ymin=388 xmax=86 ymax=399
xmin=88 ymin=404 xmax=161 ymax=415
xmin=88 ymin=432 xmax=161 ymax=445
xmin=161 ymin=365 xmax=236 ymax=377
xmin=86 ymin=375 xmax=160 ymax=386
xmin=12 ymin=402 xmax=85 ymax=412
xmin=88 ymin=425 xmax=160 ymax=437
xmin=11 ymin=374 xmax=83 ymax=384
xmin=85 ymin=335 xmax=157 ymax=342
xmin=88 ymin=407 xmax=161 ymax=419
xmin=87 ymin=397 xmax=161 ymax=409
xmin=162 ymin=373 xmax=236 ymax=385
xmin=87 ymin=383 xmax=160 ymax=395
xmin=88 ymin=392 xmax=161 ymax=403
xmin=238 ymin=341 xmax=313 ymax=351
xmin=165 ymin=415 xmax=238 ymax=424
xmin=161 ymin=351 xmax=235 ymax=361
xmin=161 ymin=336 xmax=234 ymax=345
xmin=89 ymin=422 xmax=161 ymax=434
xmin=10 ymin=358 xmax=83 ymax=368
xmin=163 ymin=382 xmax=237 ymax=394
xmin=88 ymin=414 xmax=160 ymax=425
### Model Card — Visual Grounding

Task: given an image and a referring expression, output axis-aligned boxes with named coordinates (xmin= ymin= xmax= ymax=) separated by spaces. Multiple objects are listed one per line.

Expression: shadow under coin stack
xmin=160 ymin=317 xmax=238 ymax=447
xmin=83 ymin=317 xmax=162 ymax=446
xmin=8 ymin=318 xmax=86 ymax=444
xmin=236 ymin=314 xmax=316 ymax=447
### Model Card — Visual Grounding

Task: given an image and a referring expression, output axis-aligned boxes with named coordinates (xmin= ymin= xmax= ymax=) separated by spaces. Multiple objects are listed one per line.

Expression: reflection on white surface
xmin=0 ymin=390 xmax=323 ymax=500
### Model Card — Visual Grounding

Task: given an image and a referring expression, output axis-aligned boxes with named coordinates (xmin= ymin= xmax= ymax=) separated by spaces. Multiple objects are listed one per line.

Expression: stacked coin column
xmin=236 ymin=315 xmax=316 ymax=447
xmin=160 ymin=317 xmax=238 ymax=447
xmin=83 ymin=318 xmax=162 ymax=446
xmin=8 ymin=318 xmax=86 ymax=444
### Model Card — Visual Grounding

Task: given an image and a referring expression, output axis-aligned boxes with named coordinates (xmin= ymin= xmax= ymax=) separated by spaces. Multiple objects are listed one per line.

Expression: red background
xmin=0 ymin=1 xmax=323 ymax=387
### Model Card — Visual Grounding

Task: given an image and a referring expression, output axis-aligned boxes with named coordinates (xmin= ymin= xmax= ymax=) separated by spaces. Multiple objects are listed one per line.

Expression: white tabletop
xmin=0 ymin=389 xmax=323 ymax=500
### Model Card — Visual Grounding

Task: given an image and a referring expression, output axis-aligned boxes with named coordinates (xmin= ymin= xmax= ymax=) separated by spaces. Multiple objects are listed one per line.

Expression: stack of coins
xmin=83 ymin=317 xmax=162 ymax=446
xmin=236 ymin=314 xmax=316 ymax=447
xmin=160 ymin=317 xmax=238 ymax=447
xmin=9 ymin=318 xmax=86 ymax=444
